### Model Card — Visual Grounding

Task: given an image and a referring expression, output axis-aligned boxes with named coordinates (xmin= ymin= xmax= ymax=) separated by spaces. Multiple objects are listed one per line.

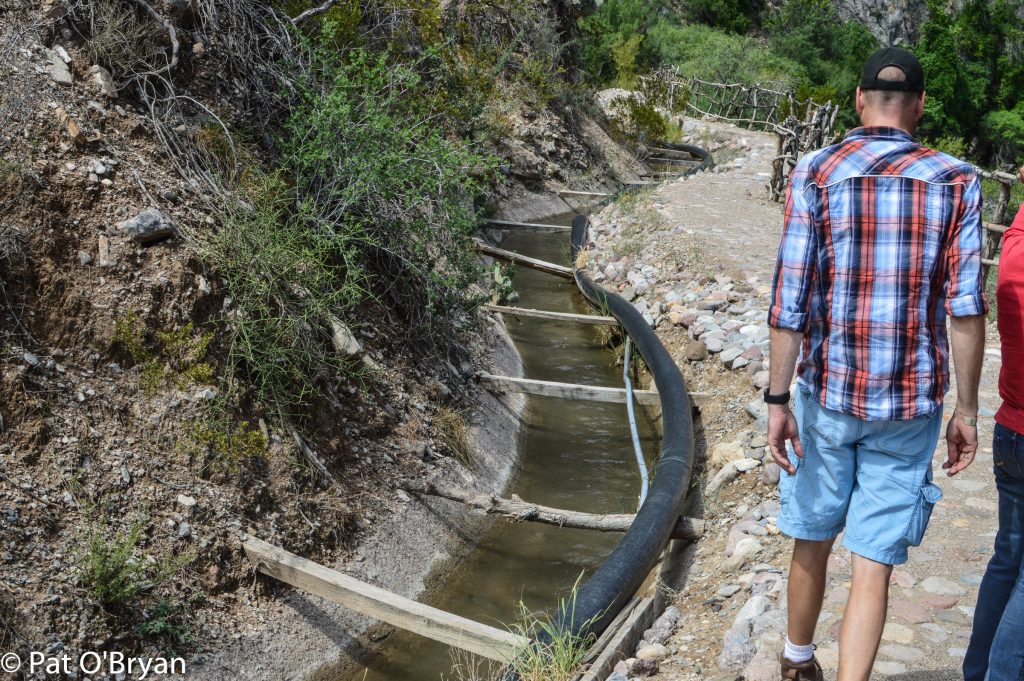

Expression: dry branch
xmin=291 ymin=0 xmax=340 ymax=24
xmin=123 ymin=0 xmax=179 ymax=75
xmin=405 ymin=480 xmax=704 ymax=541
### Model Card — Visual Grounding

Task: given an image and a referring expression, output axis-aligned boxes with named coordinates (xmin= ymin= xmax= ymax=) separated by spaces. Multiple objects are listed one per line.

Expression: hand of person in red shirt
xmin=767 ymin=404 xmax=804 ymax=475
xmin=1019 ymin=165 xmax=1024 ymax=182
xmin=942 ymin=412 xmax=978 ymax=476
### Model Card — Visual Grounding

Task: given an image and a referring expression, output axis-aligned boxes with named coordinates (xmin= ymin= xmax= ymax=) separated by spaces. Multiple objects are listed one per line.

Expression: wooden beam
xmin=983 ymin=258 xmax=1000 ymax=266
xmin=483 ymin=304 xmax=619 ymax=326
xmin=649 ymin=147 xmax=699 ymax=158
xmin=405 ymin=480 xmax=705 ymax=541
xmin=479 ymin=372 xmax=660 ymax=406
xmin=647 ymin=157 xmax=700 ymax=164
xmin=478 ymin=373 xmax=710 ymax=407
xmin=558 ymin=189 xmax=611 ymax=199
xmin=986 ymin=222 xmax=1009 ymax=235
xmin=474 ymin=240 xmax=573 ymax=279
xmin=485 ymin=219 xmax=572 ymax=233
xmin=241 ymin=534 xmax=527 ymax=662
xmin=574 ymin=597 xmax=657 ymax=680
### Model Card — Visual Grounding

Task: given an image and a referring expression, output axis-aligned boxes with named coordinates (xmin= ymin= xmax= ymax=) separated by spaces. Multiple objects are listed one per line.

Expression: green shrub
xmin=608 ymin=94 xmax=669 ymax=149
xmin=113 ymin=313 xmax=214 ymax=397
xmin=77 ymin=514 xmax=193 ymax=609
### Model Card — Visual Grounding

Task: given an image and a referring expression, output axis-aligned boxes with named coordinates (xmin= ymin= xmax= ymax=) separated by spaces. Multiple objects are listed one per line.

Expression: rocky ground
xmin=584 ymin=118 xmax=1004 ymax=680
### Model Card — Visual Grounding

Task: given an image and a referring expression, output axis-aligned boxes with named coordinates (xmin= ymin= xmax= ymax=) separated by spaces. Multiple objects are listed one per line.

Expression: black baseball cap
xmin=859 ymin=47 xmax=925 ymax=92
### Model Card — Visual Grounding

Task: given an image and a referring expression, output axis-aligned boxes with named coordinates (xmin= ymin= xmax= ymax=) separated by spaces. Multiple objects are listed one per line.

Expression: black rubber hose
xmin=544 ymin=214 xmax=695 ymax=640
xmin=651 ymin=141 xmax=715 ymax=176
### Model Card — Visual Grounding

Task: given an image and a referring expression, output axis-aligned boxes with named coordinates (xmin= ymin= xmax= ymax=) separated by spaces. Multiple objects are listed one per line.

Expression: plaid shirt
xmin=769 ymin=127 xmax=988 ymax=421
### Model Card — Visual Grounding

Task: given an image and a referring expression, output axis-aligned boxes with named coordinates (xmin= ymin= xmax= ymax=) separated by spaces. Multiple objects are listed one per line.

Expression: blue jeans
xmin=964 ymin=422 xmax=1024 ymax=681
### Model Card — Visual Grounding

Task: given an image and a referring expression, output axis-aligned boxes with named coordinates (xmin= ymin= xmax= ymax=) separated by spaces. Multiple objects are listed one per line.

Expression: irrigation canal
xmin=333 ymin=211 xmax=663 ymax=679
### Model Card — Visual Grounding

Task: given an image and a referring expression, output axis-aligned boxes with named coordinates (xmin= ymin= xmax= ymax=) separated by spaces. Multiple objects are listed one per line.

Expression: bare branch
xmin=291 ymin=0 xmax=340 ymax=25
xmin=121 ymin=0 xmax=180 ymax=75
xmin=405 ymin=480 xmax=705 ymax=541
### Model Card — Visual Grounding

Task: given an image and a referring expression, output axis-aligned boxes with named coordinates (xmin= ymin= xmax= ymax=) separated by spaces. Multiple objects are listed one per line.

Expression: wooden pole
xmin=983 ymin=179 xmax=1014 ymax=282
xmin=405 ymin=480 xmax=705 ymax=541
xmin=558 ymin=190 xmax=611 ymax=199
xmin=482 ymin=304 xmax=619 ymax=326
xmin=478 ymin=372 xmax=710 ymax=407
xmin=241 ymin=534 xmax=528 ymax=662
xmin=474 ymin=240 xmax=573 ymax=279
xmin=485 ymin=219 xmax=571 ymax=233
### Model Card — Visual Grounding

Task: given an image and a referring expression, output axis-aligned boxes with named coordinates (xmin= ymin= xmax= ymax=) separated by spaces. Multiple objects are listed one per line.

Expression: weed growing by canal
xmin=508 ymin=578 xmax=598 ymax=681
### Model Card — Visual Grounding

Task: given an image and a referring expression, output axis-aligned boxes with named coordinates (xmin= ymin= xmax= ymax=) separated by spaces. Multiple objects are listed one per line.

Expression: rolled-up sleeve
xmin=945 ymin=173 xmax=989 ymax=317
xmin=768 ymin=164 xmax=817 ymax=332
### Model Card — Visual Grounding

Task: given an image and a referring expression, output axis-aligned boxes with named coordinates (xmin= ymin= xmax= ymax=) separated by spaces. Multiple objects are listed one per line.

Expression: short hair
xmin=862 ymin=66 xmax=921 ymax=109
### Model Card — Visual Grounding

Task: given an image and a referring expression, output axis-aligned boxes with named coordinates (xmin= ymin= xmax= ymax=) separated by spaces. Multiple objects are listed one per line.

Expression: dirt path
xmin=590 ymin=118 xmax=1003 ymax=680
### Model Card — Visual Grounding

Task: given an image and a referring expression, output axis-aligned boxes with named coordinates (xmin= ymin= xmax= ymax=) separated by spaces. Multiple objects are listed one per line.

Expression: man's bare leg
xmin=837 ymin=553 xmax=893 ymax=681
xmin=787 ymin=538 xmax=836 ymax=646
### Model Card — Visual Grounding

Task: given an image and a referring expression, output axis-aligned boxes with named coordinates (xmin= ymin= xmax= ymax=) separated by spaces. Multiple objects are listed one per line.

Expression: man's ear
xmin=918 ymin=91 xmax=926 ymax=120
xmin=855 ymin=87 xmax=865 ymax=115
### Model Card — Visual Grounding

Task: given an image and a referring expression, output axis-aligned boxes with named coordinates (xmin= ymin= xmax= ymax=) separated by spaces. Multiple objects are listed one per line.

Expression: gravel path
xmin=590 ymin=118 xmax=1003 ymax=680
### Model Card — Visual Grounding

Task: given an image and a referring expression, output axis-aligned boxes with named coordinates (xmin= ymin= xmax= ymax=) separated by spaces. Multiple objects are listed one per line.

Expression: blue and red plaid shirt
xmin=769 ymin=126 xmax=988 ymax=422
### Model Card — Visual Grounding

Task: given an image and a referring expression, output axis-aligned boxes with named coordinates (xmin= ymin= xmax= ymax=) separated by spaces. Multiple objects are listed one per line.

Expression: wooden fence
xmin=980 ymin=169 xmax=1019 ymax=281
xmin=642 ymin=69 xmax=839 ymax=201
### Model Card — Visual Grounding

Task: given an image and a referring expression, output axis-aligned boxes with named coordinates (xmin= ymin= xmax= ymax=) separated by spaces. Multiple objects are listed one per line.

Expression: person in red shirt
xmin=964 ymin=165 xmax=1024 ymax=681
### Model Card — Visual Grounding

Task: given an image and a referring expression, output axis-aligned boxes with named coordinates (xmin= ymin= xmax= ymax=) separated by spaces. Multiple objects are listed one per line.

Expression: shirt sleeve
xmin=768 ymin=163 xmax=817 ymax=332
xmin=944 ymin=173 xmax=989 ymax=317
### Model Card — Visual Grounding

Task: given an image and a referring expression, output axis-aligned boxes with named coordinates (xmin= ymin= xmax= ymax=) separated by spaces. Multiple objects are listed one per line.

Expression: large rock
xmin=45 ymin=47 xmax=73 ymax=85
xmin=118 ymin=209 xmax=176 ymax=243
xmin=834 ymin=0 xmax=926 ymax=45
xmin=710 ymin=440 xmax=746 ymax=466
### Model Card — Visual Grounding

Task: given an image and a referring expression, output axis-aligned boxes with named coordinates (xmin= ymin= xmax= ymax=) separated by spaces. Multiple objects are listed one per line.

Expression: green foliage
xmin=648 ymin=22 xmax=802 ymax=86
xmin=204 ymin=170 xmax=365 ymax=414
xmin=608 ymin=94 xmax=669 ymax=149
xmin=185 ymin=417 xmax=268 ymax=471
xmin=984 ymin=108 xmax=1024 ymax=165
xmin=508 ymin=577 xmax=598 ymax=681
xmin=680 ymin=0 xmax=763 ymax=33
xmin=113 ymin=313 xmax=214 ymax=397
xmin=491 ymin=263 xmax=519 ymax=305
xmin=136 ymin=599 xmax=192 ymax=645
xmin=927 ymin=135 xmax=969 ymax=159
xmin=283 ymin=46 xmax=492 ymax=334
xmin=77 ymin=514 xmax=194 ymax=609
xmin=611 ymin=34 xmax=644 ymax=88
xmin=914 ymin=0 xmax=1024 ymax=162
xmin=578 ymin=0 xmax=665 ymax=84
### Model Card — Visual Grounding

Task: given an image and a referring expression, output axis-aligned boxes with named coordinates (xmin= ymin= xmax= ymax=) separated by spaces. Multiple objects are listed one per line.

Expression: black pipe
xmin=541 ymin=214 xmax=695 ymax=641
xmin=655 ymin=141 xmax=715 ymax=174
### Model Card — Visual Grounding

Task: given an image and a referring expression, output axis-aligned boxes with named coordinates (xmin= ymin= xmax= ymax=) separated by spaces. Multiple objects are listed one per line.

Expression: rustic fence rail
xmin=641 ymin=69 xmax=838 ymax=201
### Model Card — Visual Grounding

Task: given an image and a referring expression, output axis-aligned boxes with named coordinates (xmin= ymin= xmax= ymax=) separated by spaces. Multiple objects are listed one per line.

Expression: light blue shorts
xmin=777 ymin=386 xmax=944 ymax=565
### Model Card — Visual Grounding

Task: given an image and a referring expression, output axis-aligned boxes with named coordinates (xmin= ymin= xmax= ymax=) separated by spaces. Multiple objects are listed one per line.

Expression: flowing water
xmin=335 ymin=213 xmax=661 ymax=680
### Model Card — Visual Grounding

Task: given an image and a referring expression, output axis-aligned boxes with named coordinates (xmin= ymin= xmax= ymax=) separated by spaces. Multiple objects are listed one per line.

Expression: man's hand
xmin=943 ymin=412 xmax=978 ymax=477
xmin=767 ymin=404 xmax=803 ymax=475
xmin=1018 ymin=164 xmax=1024 ymax=183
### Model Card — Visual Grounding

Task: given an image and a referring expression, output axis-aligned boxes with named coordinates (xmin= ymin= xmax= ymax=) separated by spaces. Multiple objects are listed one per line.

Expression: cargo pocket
xmin=904 ymin=483 xmax=943 ymax=547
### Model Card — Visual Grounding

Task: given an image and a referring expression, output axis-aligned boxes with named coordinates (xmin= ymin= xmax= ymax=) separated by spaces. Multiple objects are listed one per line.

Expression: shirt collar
xmin=845 ymin=126 xmax=916 ymax=143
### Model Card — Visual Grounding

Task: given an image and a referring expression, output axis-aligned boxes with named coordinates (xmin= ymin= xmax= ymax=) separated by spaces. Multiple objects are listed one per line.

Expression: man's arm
xmin=944 ymin=315 xmax=985 ymax=476
xmin=766 ymin=164 xmax=816 ymax=475
xmin=767 ymin=327 xmax=805 ymax=474
xmin=942 ymin=173 xmax=988 ymax=476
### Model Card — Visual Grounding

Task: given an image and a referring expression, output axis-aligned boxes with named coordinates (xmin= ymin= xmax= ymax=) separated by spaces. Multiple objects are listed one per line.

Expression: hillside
xmin=0 ymin=0 xmax=644 ymax=673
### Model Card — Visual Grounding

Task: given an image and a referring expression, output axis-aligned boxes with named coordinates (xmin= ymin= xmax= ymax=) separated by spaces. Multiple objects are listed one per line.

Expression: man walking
xmin=766 ymin=47 xmax=987 ymax=680
xmin=963 ymin=166 xmax=1024 ymax=681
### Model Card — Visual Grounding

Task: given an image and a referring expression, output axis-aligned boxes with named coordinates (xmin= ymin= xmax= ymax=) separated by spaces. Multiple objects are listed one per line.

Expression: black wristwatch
xmin=763 ymin=389 xmax=791 ymax=405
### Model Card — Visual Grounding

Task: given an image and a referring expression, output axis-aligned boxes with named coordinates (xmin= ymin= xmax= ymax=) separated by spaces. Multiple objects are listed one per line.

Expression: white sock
xmin=784 ymin=638 xmax=815 ymax=663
